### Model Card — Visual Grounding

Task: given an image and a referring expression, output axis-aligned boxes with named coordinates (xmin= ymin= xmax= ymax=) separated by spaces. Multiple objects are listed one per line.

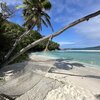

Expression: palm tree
xmin=2 ymin=10 xmax=100 ymax=67
xmin=23 ymin=0 xmax=53 ymax=31
xmin=4 ymin=0 xmax=53 ymax=61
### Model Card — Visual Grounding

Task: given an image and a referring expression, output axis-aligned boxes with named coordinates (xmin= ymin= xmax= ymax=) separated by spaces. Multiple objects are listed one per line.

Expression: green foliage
xmin=22 ymin=0 xmax=53 ymax=31
xmin=11 ymin=53 xmax=28 ymax=64
xmin=0 ymin=18 xmax=25 ymax=64
xmin=0 ymin=18 xmax=59 ymax=64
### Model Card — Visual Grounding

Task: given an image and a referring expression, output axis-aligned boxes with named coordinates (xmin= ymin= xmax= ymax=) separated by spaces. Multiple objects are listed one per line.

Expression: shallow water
xmin=33 ymin=50 xmax=100 ymax=68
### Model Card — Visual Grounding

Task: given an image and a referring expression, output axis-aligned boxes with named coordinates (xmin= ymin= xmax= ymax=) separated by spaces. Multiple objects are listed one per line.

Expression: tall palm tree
xmin=4 ymin=0 xmax=53 ymax=61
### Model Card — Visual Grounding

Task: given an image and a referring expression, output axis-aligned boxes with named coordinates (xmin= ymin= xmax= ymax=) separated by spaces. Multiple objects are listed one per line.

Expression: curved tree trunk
xmin=4 ymin=29 xmax=31 ymax=60
xmin=44 ymin=35 xmax=52 ymax=52
xmin=2 ymin=10 xmax=100 ymax=67
xmin=4 ymin=22 xmax=36 ymax=61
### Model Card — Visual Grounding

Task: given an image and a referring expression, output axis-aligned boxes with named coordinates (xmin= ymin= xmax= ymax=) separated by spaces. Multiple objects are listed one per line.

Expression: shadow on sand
xmin=0 ymin=61 xmax=29 ymax=78
xmin=48 ymin=59 xmax=100 ymax=80
xmin=54 ymin=59 xmax=85 ymax=70
xmin=50 ymin=71 xmax=100 ymax=80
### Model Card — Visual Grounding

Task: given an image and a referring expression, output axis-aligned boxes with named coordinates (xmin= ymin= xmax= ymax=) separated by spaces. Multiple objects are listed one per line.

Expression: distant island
xmin=63 ymin=46 xmax=100 ymax=50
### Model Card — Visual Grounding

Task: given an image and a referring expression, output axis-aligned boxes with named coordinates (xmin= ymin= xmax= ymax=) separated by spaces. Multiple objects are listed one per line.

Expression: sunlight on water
xmin=34 ymin=50 xmax=100 ymax=68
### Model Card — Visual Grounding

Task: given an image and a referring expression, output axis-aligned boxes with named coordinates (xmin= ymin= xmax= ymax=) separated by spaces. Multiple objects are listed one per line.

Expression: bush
xmin=0 ymin=17 xmax=59 ymax=64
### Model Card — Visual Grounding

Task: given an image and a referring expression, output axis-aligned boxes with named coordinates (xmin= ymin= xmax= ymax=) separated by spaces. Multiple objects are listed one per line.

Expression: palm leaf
xmin=16 ymin=4 xmax=26 ymax=9
xmin=23 ymin=0 xmax=32 ymax=5
xmin=44 ymin=14 xmax=54 ymax=31
xmin=22 ymin=0 xmax=52 ymax=31
xmin=41 ymin=18 xmax=48 ymax=27
xmin=41 ymin=11 xmax=50 ymax=19
xmin=41 ymin=0 xmax=52 ymax=10
xmin=37 ymin=22 xmax=42 ymax=31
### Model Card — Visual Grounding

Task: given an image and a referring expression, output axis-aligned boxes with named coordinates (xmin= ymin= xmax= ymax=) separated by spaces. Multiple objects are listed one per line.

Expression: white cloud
xmin=75 ymin=16 xmax=100 ymax=39
xmin=50 ymin=0 xmax=100 ymax=39
xmin=58 ymin=41 xmax=75 ymax=45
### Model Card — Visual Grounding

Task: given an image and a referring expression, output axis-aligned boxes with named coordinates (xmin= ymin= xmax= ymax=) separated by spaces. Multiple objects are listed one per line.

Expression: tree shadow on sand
xmin=0 ymin=61 xmax=29 ymax=78
xmin=53 ymin=59 xmax=85 ymax=70
xmin=48 ymin=59 xmax=100 ymax=80
xmin=49 ymin=71 xmax=100 ymax=80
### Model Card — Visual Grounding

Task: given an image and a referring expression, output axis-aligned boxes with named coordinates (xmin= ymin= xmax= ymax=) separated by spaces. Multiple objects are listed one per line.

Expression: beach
xmin=1 ymin=0 xmax=100 ymax=99
xmin=0 ymin=54 xmax=100 ymax=100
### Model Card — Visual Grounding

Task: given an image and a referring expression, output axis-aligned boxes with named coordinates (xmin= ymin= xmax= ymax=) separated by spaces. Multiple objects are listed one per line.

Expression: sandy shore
xmin=0 ymin=54 xmax=100 ymax=100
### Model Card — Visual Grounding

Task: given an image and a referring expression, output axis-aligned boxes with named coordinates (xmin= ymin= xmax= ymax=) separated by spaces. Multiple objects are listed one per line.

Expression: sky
xmin=1 ymin=0 xmax=100 ymax=48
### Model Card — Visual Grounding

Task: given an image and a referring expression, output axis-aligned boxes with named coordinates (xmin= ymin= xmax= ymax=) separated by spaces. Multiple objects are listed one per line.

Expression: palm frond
xmin=43 ymin=14 xmax=54 ymax=31
xmin=23 ymin=0 xmax=32 ymax=5
xmin=16 ymin=4 xmax=26 ymax=9
xmin=37 ymin=22 xmax=42 ymax=31
xmin=41 ymin=11 xmax=50 ymax=19
xmin=41 ymin=18 xmax=48 ymax=27
xmin=22 ymin=0 xmax=52 ymax=31
xmin=41 ymin=1 xmax=52 ymax=10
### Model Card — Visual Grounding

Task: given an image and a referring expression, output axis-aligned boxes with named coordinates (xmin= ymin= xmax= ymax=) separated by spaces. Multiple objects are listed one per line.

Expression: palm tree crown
xmin=22 ymin=0 xmax=53 ymax=31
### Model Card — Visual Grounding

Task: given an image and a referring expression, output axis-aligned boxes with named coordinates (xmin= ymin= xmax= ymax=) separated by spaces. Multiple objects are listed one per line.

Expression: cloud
xmin=50 ymin=0 xmax=100 ymax=23
xmin=75 ymin=15 xmax=100 ymax=39
xmin=50 ymin=0 xmax=100 ymax=40
xmin=58 ymin=41 xmax=75 ymax=45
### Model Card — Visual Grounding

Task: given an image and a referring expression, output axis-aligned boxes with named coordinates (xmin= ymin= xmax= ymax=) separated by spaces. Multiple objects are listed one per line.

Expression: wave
xmin=64 ymin=50 xmax=100 ymax=52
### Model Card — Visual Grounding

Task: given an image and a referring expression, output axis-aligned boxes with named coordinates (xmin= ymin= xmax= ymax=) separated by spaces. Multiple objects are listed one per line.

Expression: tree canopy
xmin=0 ymin=17 xmax=59 ymax=65
xmin=19 ymin=0 xmax=53 ymax=31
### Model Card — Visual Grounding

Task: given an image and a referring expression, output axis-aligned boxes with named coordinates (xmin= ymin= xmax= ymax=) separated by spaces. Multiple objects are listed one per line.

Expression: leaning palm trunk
xmin=4 ymin=29 xmax=31 ymax=60
xmin=2 ymin=10 xmax=100 ymax=67
xmin=44 ymin=35 xmax=52 ymax=52
xmin=4 ymin=22 xmax=37 ymax=61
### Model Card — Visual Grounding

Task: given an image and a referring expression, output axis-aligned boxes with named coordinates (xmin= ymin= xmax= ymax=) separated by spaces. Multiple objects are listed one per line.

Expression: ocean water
xmin=34 ymin=50 xmax=100 ymax=68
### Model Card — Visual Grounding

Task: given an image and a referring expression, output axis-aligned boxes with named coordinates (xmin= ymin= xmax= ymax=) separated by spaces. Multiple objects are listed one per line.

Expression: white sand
xmin=44 ymin=72 xmax=98 ymax=100
xmin=29 ymin=53 xmax=57 ymax=61
xmin=30 ymin=54 xmax=100 ymax=100
xmin=0 ymin=54 xmax=100 ymax=100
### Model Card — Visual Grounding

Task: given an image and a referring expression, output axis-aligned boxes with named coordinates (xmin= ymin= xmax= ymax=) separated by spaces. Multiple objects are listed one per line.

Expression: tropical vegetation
xmin=0 ymin=0 xmax=100 ymax=67
xmin=0 ymin=17 xmax=59 ymax=65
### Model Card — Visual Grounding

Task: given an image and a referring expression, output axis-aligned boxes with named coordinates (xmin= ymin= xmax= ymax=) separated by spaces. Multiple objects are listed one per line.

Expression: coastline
xmin=0 ymin=53 xmax=100 ymax=100
xmin=29 ymin=52 xmax=100 ymax=70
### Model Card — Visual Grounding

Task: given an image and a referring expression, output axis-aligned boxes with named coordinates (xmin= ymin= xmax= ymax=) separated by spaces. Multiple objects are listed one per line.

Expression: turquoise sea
xmin=34 ymin=50 xmax=100 ymax=68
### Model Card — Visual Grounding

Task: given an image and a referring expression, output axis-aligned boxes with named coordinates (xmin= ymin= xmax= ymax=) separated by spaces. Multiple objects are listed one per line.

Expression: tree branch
xmin=4 ymin=20 xmax=37 ymax=61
